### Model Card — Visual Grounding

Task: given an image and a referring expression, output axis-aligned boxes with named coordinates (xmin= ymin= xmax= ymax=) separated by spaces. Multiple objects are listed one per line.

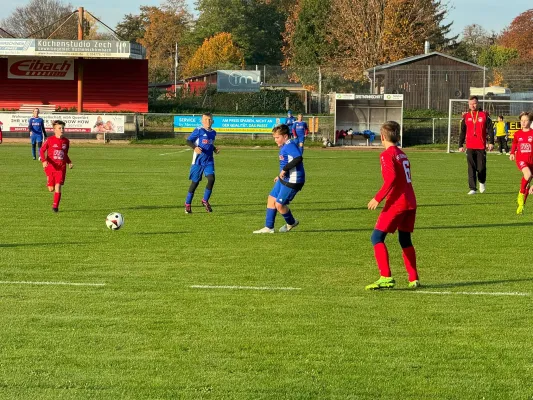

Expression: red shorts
xmin=516 ymin=159 xmax=533 ymax=171
xmin=375 ymin=208 xmax=416 ymax=233
xmin=45 ymin=165 xmax=66 ymax=186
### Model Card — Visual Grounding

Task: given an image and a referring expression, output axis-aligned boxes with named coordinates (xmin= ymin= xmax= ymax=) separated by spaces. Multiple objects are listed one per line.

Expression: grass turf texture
xmin=0 ymin=145 xmax=531 ymax=399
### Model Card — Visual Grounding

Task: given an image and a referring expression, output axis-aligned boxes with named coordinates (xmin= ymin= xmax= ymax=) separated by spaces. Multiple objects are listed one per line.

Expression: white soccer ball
xmin=106 ymin=212 xmax=124 ymax=230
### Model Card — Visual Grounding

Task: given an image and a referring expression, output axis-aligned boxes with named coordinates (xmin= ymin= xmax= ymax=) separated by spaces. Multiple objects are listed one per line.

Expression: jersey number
xmin=402 ymin=160 xmax=412 ymax=183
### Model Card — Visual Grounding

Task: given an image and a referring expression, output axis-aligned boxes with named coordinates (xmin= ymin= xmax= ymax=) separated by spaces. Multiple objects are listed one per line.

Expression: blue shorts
xmin=31 ymin=134 xmax=44 ymax=145
xmin=189 ymin=163 xmax=214 ymax=182
xmin=269 ymin=180 xmax=301 ymax=205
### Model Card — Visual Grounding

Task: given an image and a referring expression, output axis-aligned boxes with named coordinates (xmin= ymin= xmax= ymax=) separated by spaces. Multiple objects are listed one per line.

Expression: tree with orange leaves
xmin=183 ymin=33 xmax=244 ymax=78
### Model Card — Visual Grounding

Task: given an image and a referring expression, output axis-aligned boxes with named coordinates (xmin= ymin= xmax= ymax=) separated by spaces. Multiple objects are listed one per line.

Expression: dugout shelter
xmin=333 ymin=93 xmax=404 ymax=146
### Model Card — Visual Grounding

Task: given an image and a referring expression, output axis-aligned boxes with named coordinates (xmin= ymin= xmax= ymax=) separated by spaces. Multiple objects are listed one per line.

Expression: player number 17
xmin=402 ymin=160 xmax=412 ymax=183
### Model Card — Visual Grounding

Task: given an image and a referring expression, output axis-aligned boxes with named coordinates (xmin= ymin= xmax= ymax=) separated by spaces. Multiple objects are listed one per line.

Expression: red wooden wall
xmin=0 ymin=58 xmax=148 ymax=112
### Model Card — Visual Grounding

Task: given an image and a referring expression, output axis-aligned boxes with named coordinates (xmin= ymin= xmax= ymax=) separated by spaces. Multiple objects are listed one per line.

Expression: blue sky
xmin=0 ymin=0 xmax=530 ymax=38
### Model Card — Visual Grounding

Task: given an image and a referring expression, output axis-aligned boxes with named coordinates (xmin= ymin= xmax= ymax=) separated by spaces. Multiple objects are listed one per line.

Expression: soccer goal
xmin=447 ymin=99 xmax=533 ymax=153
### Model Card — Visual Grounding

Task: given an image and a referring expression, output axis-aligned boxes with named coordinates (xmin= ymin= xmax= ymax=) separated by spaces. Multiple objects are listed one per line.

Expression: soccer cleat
xmin=279 ymin=219 xmax=299 ymax=233
xmin=365 ymin=276 xmax=396 ymax=290
xmin=201 ymin=199 xmax=212 ymax=213
xmin=479 ymin=183 xmax=486 ymax=193
xmin=184 ymin=204 xmax=192 ymax=214
xmin=52 ymin=207 xmax=59 ymax=213
xmin=467 ymin=190 xmax=477 ymax=195
xmin=408 ymin=280 xmax=421 ymax=289
xmin=253 ymin=227 xmax=275 ymax=234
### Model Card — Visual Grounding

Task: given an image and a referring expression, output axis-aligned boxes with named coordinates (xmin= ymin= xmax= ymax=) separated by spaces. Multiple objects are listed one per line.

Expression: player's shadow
xmin=134 ymin=231 xmax=192 ymax=236
xmin=418 ymin=221 xmax=532 ymax=230
xmin=0 ymin=242 xmax=85 ymax=248
xmin=421 ymin=278 xmax=533 ymax=289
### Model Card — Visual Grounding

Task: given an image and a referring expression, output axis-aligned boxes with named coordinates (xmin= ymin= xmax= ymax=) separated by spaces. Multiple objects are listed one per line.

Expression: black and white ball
xmin=106 ymin=212 xmax=124 ymax=230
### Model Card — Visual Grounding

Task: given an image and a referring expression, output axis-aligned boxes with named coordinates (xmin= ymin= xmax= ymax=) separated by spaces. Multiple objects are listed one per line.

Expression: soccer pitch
xmin=1 ymin=144 xmax=531 ymax=399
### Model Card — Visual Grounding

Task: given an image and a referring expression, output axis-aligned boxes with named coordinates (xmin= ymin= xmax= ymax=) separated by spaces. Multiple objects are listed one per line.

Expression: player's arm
xmin=458 ymin=117 xmax=466 ymax=150
xmin=186 ymin=129 xmax=201 ymax=153
xmin=40 ymin=139 xmax=49 ymax=167
xmin=373 ymin=155 xmax=396 ymax=205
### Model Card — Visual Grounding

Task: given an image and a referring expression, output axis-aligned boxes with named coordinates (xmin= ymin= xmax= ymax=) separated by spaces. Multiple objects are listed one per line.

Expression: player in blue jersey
xmin=28 ymin=108 xmax=47 ymax=160
xmin=184 ymin=112 xmax=219 ymax=214
xmin=285 ymin=110 xmax=296 ymax=133
xmin=253 ymin=124 xmax=305 ymax=233
xmin=291 ymin=113 xmax=309 ymax=153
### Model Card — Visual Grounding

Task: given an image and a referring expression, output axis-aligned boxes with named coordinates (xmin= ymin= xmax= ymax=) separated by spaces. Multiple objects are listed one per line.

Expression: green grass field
xmin=1 ymin=144 xmax=531 ymax=399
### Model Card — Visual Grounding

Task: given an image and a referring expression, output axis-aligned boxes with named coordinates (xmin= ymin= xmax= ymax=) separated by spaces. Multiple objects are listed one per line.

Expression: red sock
xmin=53 ymin=192 xmax=62 ymax=208
xmin=402 ymin=246 xmax=418 ymax=282
xmin=373 ymin=243 xmax=391 ymax=277
xmin=520 ymin=178 xmax=528 ymax=194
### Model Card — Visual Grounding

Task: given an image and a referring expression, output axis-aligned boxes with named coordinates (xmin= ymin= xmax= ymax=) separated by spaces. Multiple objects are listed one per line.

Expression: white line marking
xmin=190 ymin=285 xmax=301 ymax=291
xmin=416 ymin=290 xmax=529 ymax=297
xmin=0 ymin=280 xmax=105 ymax=287
xmin=160 ymin=149 xmax=191 ymax=156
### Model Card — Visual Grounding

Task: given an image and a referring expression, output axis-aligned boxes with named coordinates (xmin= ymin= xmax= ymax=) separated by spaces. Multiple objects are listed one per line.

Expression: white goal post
xmin=447 ymin=99 xmax=533 ymax=153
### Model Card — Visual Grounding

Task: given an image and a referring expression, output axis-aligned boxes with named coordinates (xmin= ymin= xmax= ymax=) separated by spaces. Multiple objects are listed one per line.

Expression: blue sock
xmin=282 ymin=210 xmax=296 ymax=225
xmin=203 ymin=189 xmax=212 ymax=202
xmin=185 ymin=192 xmax=194 ymax=205
xmin=265 ymin=208 xmax=277 ymax=229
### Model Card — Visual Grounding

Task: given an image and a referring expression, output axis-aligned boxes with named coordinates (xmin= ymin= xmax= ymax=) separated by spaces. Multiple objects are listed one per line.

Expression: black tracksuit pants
xmin=466 ymin=149 xmax=487 ymax=191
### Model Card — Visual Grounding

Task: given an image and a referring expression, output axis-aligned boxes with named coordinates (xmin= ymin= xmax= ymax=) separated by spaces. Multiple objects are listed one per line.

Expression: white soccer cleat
xmin=253 ymin=227 xmax=274 ymax=234
xmin=279 ymin=219 xmax=299 ymax=233
xmin=479 ymin=183 xmax=486 ymax=193
xmin=467 ymin=190 xmax=477 ymax=195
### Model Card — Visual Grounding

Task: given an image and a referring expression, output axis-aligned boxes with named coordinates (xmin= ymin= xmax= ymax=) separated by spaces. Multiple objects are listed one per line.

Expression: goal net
xmin=447 ymin=99 xmax=533 ymax=153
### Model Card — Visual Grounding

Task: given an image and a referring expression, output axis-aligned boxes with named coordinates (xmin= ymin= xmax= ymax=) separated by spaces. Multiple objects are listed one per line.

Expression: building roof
xmin=367 ymin=52 xmax=483 ymax=72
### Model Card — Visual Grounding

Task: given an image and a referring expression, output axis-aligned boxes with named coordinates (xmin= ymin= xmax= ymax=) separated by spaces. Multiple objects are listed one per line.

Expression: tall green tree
xmin=282 ymin=0 xmax=332 ymax=88
xmin=193 ymin=0 xmax=285 ymax=65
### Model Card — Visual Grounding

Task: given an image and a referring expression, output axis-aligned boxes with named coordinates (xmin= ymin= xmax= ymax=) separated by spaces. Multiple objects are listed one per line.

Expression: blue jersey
xmin=29 ymin=117 xmax=46 ymax=137
xmin=285 ymin=116 xmax=296 ymax=131
xmin=188 ymin=127 xmax=217 ymax=166
xmin=280 ymin=139 xmax=305 ymax=185
xmin=292 ymin=121 xmax=308 ymax=140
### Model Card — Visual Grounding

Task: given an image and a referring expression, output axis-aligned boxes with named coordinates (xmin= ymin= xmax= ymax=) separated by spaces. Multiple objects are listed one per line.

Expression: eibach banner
xmin=0 ymin=113 xmax=125 ymax=134
xmin=8 ymin=57 xmax=74 ymax=80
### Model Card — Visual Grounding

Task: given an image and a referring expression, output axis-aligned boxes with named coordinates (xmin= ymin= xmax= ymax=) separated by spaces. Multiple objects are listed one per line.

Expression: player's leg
xmin=466 ymin=149 xmax=477 ymax=194
xmin=477 ymin=150 xmax=487 ymax=193
xmin=253 ymin=182 xmax=280 ymax=233
xmin=365 ymin=228 xmax=395 ymax=290
xmin=185 ymin=165 xmax=203 ymax=213
xmin=31 ymin=136 xmax=37 ymax=160
xmin=201 ymin=165 xmax=215 ymax=212
xmin=397 ymin=210 xmax=419 ymax=287
xmin=275 ymin=184 xmax=300 ymax=232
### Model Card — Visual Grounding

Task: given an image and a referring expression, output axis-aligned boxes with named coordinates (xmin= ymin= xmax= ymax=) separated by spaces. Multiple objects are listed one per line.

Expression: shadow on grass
xmin=0 ymin=242 xmax=85 ymax=248
xmin=421 ymin=277 xmax=533 ymax=289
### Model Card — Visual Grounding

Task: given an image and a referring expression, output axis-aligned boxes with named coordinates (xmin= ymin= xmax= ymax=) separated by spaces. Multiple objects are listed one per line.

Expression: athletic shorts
xmin=375 ymin=208 xmax=416 ymax=233
xmin=516 ymin=159 xmax=533 ymax=171
xmin=269 ymin=180 xmax=301 ymax=205
xmin=31 ymin=134 xmax=44 ymax=145
xmin=189 ymin=163 xmax=214 ymax=182
xmin=45 ymin=165 xmax=66 ymax=186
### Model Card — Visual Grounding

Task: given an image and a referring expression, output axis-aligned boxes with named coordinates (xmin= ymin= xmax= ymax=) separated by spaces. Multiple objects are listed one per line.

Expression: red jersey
xmin=462 ymin=110 xmax=490 ymax=150
xmin=510 ymin=129 xmax=533 ymax=164
xmin=40 ymin=136 xmax=71 ymax=170
xmin=375 ymin=146 xmax=416 ymax=211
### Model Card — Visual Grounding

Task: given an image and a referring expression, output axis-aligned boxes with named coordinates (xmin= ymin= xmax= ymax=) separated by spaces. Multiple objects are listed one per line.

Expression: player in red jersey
xmin=365 ymin=121 xmax=419 ymax=290
xmin=459 ymin=96 xmax=494 ymax=195
xmin=509 ymin=112 xmax=533 ymax=215
xmin=39 ymin=120 xmax=73 ymax=212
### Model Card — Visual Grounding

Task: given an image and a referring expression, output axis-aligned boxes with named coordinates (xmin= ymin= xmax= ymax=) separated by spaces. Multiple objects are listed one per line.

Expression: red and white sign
xmin=8 ymin=57 xmax=74 ymax=80
xmin=0 ymin=113 xmax=125 ymax=134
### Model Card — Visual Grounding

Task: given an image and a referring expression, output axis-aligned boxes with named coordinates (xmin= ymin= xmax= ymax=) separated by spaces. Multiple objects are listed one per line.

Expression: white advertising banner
xmin=0 ymin=113 xmax=125 ymax=134
xmin=8 ymin=57 xmax=75 ymax=80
